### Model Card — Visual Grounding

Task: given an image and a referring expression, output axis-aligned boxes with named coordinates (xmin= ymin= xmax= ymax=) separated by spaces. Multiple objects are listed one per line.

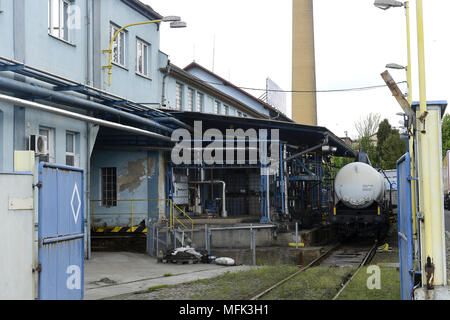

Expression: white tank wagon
xmin=331 ymin=161 xmax=392 ymax=239
xmin=335 ymin=162 xmax=386 ymax=209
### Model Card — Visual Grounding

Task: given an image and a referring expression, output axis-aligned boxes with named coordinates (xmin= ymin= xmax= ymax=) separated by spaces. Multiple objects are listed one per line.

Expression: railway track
xmin=250 ymin=242 xmax=377 ymax=300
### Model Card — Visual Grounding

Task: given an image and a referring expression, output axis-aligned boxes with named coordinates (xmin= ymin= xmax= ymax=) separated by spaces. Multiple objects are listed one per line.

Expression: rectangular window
xmin=48 ymin=0 xmax=71 ymax=42
xmin=176 ymin=83 xmax=183 ymax=110
xmin=65 ymin=131 xmax=77 ymax=166
xmin=136 ymin=38 xmax=149 ymax=77
xmin=223 ymin=105 xmax=229 ymax=115
xmin=196 ymin=92 xmax=204 ymax=112
xmin=39 ymin=127 xmax=55 ymax=163
xmin=237 ymin=111 xmax=242 ymax=117
xmin=101 ymin=168 xmax=117 ymax=207
xmin=214 ymin=101 xmax=220 ymax=114
xmin=187 ymin=88 xmax=194 ymax=112
xmin=111 ymin=24 xmax=126 ymax=67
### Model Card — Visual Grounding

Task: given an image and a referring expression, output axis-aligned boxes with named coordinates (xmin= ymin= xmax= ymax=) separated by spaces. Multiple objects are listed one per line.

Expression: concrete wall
xmin=94 ymin=0 xmax=164 ymax=103
xmin=90 ymin=149 xmax=166 ymax=227
xmin=0 ymin=1 xmax=14 ymax=59
xmin=0 ymin=173 xmax=35 ymax=299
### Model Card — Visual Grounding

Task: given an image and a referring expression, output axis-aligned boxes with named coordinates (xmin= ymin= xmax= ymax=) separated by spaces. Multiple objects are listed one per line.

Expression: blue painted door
xmin=38 ymin=163 xmax=84 ymax=300
xmin=396 ymin=153 xmax=414 ymax=300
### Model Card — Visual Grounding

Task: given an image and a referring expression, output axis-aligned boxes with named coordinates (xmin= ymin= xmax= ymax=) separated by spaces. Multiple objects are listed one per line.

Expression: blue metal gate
xmin=396 ymin=153 xmax=414 ymax=300
xmin=38 ymin=163 xmax=84 ymax=300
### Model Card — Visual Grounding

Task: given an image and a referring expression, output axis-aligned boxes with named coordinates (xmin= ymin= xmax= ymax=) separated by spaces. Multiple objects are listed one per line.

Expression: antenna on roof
xmin=212 ymin=34 xmax=216 ymax=72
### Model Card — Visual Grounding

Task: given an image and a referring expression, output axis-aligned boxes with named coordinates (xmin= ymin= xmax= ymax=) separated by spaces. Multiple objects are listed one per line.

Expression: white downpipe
xmin=190 ymin=181 xmax=227 ymax=218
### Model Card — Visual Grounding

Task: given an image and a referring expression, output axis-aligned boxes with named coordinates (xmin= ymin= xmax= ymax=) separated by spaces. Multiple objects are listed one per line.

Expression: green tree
xmin=379 ymin=129 xmax=406 ymax=169
xmin=442 ymin=114 xmax=450 ymax=157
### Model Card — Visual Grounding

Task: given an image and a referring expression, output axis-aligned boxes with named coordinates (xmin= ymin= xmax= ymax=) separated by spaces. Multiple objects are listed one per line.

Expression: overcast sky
xmin=146 ymin=0 xmax=450 ymax=139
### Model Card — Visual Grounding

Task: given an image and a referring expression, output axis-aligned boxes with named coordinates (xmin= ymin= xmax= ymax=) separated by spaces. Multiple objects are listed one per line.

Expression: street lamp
xmin=103 ymin=16 xmax=187 ymax=86
xmin=386 ymin=63 xmax=406 ymax=70
xmin=374 ymin=0 xmax=404 ymax=10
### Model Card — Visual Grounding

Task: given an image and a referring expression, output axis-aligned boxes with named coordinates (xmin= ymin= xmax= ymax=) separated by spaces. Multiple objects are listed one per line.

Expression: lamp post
xmin=375 ymin=1 xmax=417 ymax=240
xmin=103 ymin=16 xmax=186 ymax=86
xmin=376 ymin=0 xmax=448 ymax=293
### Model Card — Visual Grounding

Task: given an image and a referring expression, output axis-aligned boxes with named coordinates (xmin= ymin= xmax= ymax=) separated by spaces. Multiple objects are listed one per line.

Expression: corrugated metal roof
xmin=167 ymin=111 xmax=357 ymax=158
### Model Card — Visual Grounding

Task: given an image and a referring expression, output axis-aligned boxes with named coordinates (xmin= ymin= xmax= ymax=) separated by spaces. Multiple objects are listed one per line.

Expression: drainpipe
xmin=0 ymin=76 xmax=174 ymax=134
xmin=189 ymin=181 xmax=227 ymax=218
xmin=161 ymin=62 xmax=171 ymax=107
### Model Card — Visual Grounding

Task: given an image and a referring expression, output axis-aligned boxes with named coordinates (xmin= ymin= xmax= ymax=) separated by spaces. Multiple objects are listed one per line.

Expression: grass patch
xmin=163 ymin=273 xmax=173 ymax=277
xmin=147 ymin=285 xmax=170 ymax=292
xmin=337 ymin=266 xmax=401 ymax=300
xmin=187 ymin=266 xmax=299 ymax=300
xmin=261 ymin=266 xmax=354 ymax=300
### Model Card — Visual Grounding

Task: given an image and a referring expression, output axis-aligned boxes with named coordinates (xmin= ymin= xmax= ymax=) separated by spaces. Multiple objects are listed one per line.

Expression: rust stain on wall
xmin=118 ymin=158 xmax=147 ymax=193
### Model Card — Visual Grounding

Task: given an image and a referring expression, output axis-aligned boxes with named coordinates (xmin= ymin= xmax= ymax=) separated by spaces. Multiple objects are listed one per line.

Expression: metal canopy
xmin=168 ymin=111 xmax=356 ymax=158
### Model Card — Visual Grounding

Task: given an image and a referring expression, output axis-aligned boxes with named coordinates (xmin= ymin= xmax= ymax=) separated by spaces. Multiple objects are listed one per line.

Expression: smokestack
xmin=292 ymin=0 xmax=318 ymax=126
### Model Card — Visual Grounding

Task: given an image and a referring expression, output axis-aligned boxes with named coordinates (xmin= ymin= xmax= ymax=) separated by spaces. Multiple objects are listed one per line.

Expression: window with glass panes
xmin=187 ymin=88 xmax=194 ymax=111
xmin=101 ymin=168 xmax=117 ymax=207
xmin=136 ymin=38 xmax=149 ymax=77
xmin=48 ymin=0 xmax=71 ymax=42
xmin=214 ymin=100 xmax=220 ymax=114
xmin=111 ymin=24 xmax=126 ymax=67
xmin=66 ymin=132 xmax=76 ymax=166
xmin=196 ymin=92 xmax=204 ymax=112
xmin=176 ymin=83 xmax=183 ymax=110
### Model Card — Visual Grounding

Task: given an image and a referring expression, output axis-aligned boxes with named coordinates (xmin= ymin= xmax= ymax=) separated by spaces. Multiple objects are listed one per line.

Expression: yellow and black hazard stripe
xmin=92 ymin=225 xmax=148 ymax=234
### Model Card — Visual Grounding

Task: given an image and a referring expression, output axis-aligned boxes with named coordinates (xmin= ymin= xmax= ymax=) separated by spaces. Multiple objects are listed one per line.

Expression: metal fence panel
xmin=38 ymin=163 xmax=84 ymax=300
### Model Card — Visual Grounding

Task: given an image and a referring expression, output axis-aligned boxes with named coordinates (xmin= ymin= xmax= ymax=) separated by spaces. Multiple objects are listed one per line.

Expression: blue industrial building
xmin=0 ymin=0 xmax=356 ymax=293
xmin=0 ymin=0 xmax=294 ymax=248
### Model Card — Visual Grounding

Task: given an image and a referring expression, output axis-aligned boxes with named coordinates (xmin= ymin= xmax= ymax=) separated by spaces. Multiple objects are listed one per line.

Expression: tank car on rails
xmin=330 ymin=153 xmax=393 ymax=239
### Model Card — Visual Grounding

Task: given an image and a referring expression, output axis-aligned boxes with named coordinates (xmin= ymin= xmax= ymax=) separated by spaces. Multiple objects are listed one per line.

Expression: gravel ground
xmin=116 ymin=282 xmax=216 ymax=300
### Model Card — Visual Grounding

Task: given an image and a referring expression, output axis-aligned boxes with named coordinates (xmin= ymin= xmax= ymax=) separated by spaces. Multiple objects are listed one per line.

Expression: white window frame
xmin=136 ymin=38 xmax=149 ymax=77
xmin=39 ymin=127 xmax=55 ymax=163
xmin=65 ymin=131 xmax=79 ymax=167
xmin=237 ymin=111 xmax=242 ymax=117
xmin=223 ymin=105 xmax=229 ymax=116
xmin=187 ymin=88 xmax=194 ymax=112
xmin=176 ymin=82 xmax=183 ymax=110
xmin=111 ymin=23 xmax=126 ymax=68
xmin=214 ymin=100 xmax=220 ymax=114
xmin=48 ymin=0 xmax=72 ymax=43
xmin=101 ymin=167 xmax=117 ymax=207
xmin=196 ymin=92 xmax=204 ymax=112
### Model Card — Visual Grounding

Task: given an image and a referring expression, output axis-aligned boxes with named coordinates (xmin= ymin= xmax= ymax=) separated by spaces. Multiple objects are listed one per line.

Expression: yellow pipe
xmin=104 ymin=19 xmax=162 ymax=86
xmin=416 ymin=0 xmax=446 ymax=287
xmin=405 ymin=2 xmax=417 ymax=239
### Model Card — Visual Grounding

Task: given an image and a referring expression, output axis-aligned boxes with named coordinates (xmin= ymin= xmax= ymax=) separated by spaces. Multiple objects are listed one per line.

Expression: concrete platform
xmin=84 ymin=251 xmax=254 ymax=300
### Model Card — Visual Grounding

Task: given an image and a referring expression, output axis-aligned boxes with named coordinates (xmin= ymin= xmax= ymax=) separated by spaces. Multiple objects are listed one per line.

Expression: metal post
xmin=205 ymin=224 xmax=208 ymax=251
xmin=174 ymin=228 xmax=177 ymax=249
xmin=155 ymin=225 xmax=159 ymax=256
xmin=251 ymin=224 xmax=256 ymax=266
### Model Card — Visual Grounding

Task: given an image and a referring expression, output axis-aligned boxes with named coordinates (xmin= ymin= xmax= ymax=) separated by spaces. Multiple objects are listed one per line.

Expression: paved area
xmin=84 ymin=251 xmax=253 ymax=300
